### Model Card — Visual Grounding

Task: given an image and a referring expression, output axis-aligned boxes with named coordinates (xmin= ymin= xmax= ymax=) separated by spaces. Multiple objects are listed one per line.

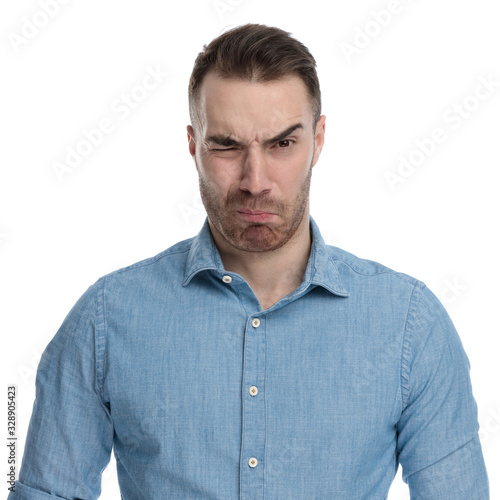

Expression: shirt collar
xmin=182 ymin=215 xmax=350 ymax=297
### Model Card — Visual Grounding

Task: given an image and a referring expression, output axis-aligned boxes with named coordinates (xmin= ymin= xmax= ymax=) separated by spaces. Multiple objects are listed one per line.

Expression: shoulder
xmin=94 ymin=236 xmax=195 ymax=287
xmin=326 ymin=244 xmax=426 ymax=292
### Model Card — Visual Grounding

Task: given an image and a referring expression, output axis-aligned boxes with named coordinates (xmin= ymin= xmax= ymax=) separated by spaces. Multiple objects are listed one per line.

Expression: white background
xmin=1 ymin=0 xmax=499 ymax=498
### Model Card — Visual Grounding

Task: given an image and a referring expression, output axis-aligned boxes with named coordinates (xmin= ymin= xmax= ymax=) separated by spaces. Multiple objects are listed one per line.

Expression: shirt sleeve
xmin=8 ymin=278 xmax=113 ymax=500
xmin=397 ymin=283 xmax=489 ymax=499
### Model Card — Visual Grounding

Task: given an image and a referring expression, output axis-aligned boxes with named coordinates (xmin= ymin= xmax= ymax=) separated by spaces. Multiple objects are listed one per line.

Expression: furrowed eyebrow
xmin=265 ymin=123 xmax=304 ymax=145
xmin=205 ymin=123 xmax=304 ymax=148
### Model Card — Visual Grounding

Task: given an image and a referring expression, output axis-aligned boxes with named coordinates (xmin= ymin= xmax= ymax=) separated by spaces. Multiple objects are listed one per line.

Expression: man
xmin=10 ymin=23 xmax=489 ymax=499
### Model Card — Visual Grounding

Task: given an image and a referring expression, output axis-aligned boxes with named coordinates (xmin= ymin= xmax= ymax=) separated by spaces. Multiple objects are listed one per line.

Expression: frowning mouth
xmin=236 ymin=210 xmax=275 ymax=222
xmin=238 ymin=209 xmax=274 ymax=215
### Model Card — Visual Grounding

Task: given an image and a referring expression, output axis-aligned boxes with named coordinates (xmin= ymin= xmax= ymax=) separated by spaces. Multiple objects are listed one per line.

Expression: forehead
xmin=196 ymin=72 xmax=313 ymax=141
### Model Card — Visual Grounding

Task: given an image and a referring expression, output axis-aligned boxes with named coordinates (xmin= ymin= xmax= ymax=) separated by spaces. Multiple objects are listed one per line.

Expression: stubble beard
xmin=198 ymin=159 xmax=313 ymax=254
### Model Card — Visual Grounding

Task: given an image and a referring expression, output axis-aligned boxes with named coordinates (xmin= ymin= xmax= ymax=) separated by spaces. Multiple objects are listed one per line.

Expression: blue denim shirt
xmin=10 ymin=215 xmax=489 ymax=499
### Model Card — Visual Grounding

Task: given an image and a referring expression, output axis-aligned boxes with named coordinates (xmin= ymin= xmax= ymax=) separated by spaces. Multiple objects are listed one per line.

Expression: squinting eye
xmin=213 ymin=148 xmax=235 ymax=151
xmin=277 ymin=140 xmax=293 ymax=148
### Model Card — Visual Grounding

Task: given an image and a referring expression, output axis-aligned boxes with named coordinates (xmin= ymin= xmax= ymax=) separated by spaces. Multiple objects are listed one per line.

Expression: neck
xmin=208 ymin=209 xmax=312 ymax=300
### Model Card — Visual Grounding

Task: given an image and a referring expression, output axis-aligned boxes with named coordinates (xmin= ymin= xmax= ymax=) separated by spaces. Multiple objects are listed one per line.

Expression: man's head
xmin=188 ymin=23 xmax=321 ymax=135
xmin=187 ymin=24 xmax=326 ymax=254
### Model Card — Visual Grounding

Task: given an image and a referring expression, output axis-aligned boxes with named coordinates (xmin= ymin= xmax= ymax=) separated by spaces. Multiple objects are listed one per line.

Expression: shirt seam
xmin=94 ymin=276 xmax=107 ymax=404
xmin=400 ymin=282 xmax=425 ymax=410
xmin=332 ymin=257 xmax=422 ymax=286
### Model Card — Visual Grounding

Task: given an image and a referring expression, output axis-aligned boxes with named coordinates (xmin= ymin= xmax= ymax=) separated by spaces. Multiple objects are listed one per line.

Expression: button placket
xmin=240 ymin=313 xmax=266 ymax=497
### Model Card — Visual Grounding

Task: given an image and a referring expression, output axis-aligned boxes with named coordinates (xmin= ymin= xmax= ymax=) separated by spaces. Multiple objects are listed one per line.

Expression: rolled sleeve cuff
xmin=8 ymin=481 xmax=68 ymax=499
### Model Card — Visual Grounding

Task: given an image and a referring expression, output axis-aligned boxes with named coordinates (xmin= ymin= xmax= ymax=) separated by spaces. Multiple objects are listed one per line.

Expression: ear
xmin=311 ymin=115 xmax=326 ymax=167
xmin=187 ymin=125 xmax=196 ymax=158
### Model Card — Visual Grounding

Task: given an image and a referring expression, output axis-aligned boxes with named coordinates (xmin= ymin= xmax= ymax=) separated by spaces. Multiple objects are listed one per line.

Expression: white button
xmin=251 ymin=318 xmax=260 ymax=328
xmin=248 ymin=457 xmax=258 ymax=468
xmin=222 ymin=275 xmax=232 ymax=283
xmin=249 ymin=386 xmax=258 ymax=396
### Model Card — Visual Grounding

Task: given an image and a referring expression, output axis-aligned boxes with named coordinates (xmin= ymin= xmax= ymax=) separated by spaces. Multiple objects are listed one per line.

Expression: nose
xmin=238 ymin=146 xmax=272 ymax=196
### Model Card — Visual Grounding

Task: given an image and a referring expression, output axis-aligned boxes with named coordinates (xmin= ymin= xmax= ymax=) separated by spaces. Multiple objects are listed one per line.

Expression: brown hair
xmin=188 ymin=23 xmax=321 ymax=134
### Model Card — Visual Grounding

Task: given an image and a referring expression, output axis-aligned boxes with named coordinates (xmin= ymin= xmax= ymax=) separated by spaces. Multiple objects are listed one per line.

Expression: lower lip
xmin=237 ymin=211 xmax=275 ymax=222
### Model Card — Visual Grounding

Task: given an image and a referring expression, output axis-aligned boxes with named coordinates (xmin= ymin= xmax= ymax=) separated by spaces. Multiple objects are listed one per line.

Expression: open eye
xmin=275 ymin=139 xmax=295 ymax=149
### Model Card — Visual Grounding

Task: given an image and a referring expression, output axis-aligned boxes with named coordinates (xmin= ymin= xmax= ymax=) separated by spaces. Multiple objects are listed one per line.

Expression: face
xmin=187 ymin=72 xmax=325 ymax=253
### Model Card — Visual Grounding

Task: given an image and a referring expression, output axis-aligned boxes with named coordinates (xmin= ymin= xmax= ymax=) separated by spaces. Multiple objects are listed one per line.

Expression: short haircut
xmin=188 ymin=23 xmax=321 ymax=135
